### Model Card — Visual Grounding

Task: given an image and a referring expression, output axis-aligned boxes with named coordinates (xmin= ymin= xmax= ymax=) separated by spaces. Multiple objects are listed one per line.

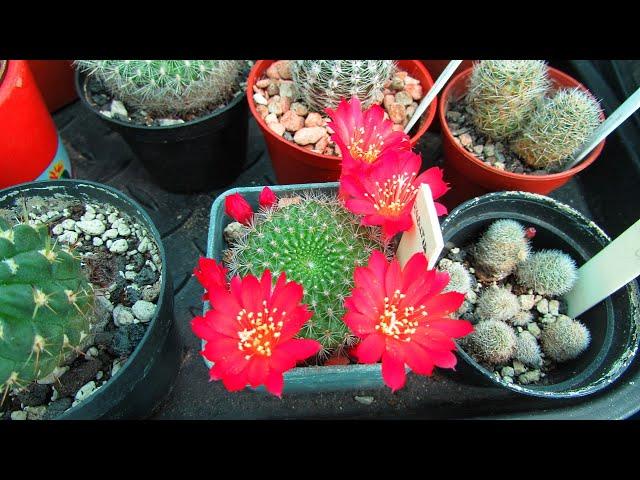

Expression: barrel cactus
xmin=75 ymin=60 xmax=244 ymax=116
xmin=0 ymin=218 xmax=93 ymax=398
xmin=467 ymin=60 xmax=550 ymax=140
xmin=511 ymin=88 xmax=602 ymax=170
xmin=290 ymin=60 xmax=395 ymax=112
xmin=226 ymin=193 xmax=386 ymax=358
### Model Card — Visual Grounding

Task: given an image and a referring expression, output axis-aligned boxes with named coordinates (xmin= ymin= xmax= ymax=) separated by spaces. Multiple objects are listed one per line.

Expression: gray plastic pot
xmin=440 ymin=191 xmax=640 ymax=398
xmin=0 ymin=180 xmax=181 ymax=419
xmin=206 ymin=182 xmax=390 ymax=393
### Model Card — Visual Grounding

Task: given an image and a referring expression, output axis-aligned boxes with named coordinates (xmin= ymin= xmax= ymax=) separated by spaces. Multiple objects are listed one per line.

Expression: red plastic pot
xmin=27 ymin=60 xmax=78 ymax=113
xmin=438 ymin=66 xmax=606 ymax=207
xmin=248 ymin=60 xmax=436 ymax=184
xmin=0 ymin=60 xmax=70 ymax=189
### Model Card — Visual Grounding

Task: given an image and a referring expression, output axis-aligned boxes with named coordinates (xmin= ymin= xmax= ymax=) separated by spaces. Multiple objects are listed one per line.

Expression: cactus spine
xmin=75 ymin=60 xmax=244 ymax=116
xmin=0 ymin=218 xmax=93 ymax=398
xmin=290 ymin=60 xmax=395 ymax=111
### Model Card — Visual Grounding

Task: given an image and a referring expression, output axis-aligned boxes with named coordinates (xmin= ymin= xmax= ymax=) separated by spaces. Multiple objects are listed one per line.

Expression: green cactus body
xmin=467 ymin=60 xmax=550 ymax=140
xmin=462 ymin=319 xmax=517 ymax=365
xmin=290 ymin=60 xmax=395 ymax=112
xmin=540 ymin=316 xmax=590 ymax=362
xmin=227 ymin=193 xmax=385 ymax=357
xmin=515 ymin=249 xmax=577 ymax=296
xmin=475 ymin=286 xmax=520 ymax=323
xmin=472 ymin=219 xmax=530 ymax=280
xmin=0 ymin=219 xmax=93 ymax=396
xmin=76 ymin=60 xmax=244 ymax=116
xmin=511 ymin=88 xmax=602 ymax=169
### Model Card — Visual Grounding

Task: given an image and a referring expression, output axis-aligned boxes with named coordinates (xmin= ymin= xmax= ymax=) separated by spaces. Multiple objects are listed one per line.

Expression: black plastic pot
xmin=0 ymin=180 xmax=181 ymax=419
xmin=75 ymin=70 xmax=249 ymax=193
xmin=440 ymin=191 xmax=640 ymax=399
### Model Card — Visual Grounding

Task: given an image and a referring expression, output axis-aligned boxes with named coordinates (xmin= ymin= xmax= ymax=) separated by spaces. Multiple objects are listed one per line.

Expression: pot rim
xmin=0 ymin=179 xmax=169 ymax=417
xmin=438 ymin=65 xmax=607 ymax=182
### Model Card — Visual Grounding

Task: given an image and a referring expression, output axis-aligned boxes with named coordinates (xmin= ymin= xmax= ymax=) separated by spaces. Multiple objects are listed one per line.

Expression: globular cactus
xmin=509 ymin=310 xmax=534 ymax=327
xmin=515 ymin=249 xmax=577 ymax=296
xmin=540 ymin=316 xmax=590 ymax=362
xmin=75 ymin=60 xmax=244 ymax=116
xmin=462 ymin=319 xmax=517 ymax=365
xmin=472 ymin=219 xmax=530 ymax=280
xmin=515 ymin=331 xmax=543 ymax=367
xmin=474 ymin=285 xmax=520 ymax=322
xmin=467 ymin=60 xmax=550 ymax=140
xmin=290 ymin=60 xmax=395 ymax=112
xmin=439 ymin=260 xmax=473 ymax=295
xmin=227 ymin=193 xmax=385 ymax=358
xmin=511 ymin=88 xmax=602 ymax=169
xmin=0 ymin=219 xmax=93 ymax=398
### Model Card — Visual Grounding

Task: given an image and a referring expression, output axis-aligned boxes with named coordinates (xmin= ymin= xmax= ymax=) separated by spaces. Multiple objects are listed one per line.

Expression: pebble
xmin=548 ymin=300 xmax=560 ymax=316
xmin=266 ymin=63 xmax=281 ymax=79
xmin=113 ymin=304 xmax=135 ymax=326
xmin=93 ymin=237 xmax=104 ymax=247
xmin=501 ymin=366 xmax=515 ymax=378
xmin=37 ymin=365 xmax=69 ymax=385
xmin=513 ymin=360 xmax=527 ymax=375
xmin=527 ymin=323 xmax=541 ymax=338
xmin=518 ymin=370 xmax=541 ymax=385
xmin=142 ymin=282 xmax=161 ymax=302
xmin=279 ymin=80 xmax=295 ymax=98
xmin=103 ymin=228 xmax=118 ymax=239
xmin=459 ymin=133 xmax=473 ymax=147
xmin=294 ymin=127 xmax=325 ymax=146
xmin=76 ymin=219 xmax=106 ymax=236
xmin=354 ymin=396 xmax=374 ymax=405
xmin=395 ymin=91 xmax=413 ymax=106
xmin=110 ymin=100 xmax=128 ymax=118
xmin=404 ymin=83 xmax=423 ymax=100
xmin=536 ymin=298 xmax=549 ymax=315
xmin=138 ymin=237 xmax=151 ymax=253
xmin=86 ymin=346 xmax=99 ymax=359
xmin=117 ymin=223 xmax=131 ymax=237
xmin=61 ymin=219 xmax=76 ymax=230
xmin=52 ymin=224 xmax=64 ymax=235
xmin=74 ymin=381 xmax=98 ymax=403
xmin=111 ymin=360 xmax=123 ymax=377
xmin=11 ymin=411 xmax=27 ymax=421
xmin=290 ymin=102 xmax=308 ymax=116
xmin=519 ymin=294 xmax=535 ymax=311
xmin=253 ymin=93 xmax=268 ymax=105
xmin=58 ymin=231 xmax=78 ymax=244
xmin=304 ymin=112 xmax=324 ymax=128
xmin=268 ymin=122 xmax=285 ymax=136
xmin=388 ymin=103 xmax=406 ymax=124
xmin=132 ymin=300 xmax=156 ymax=323
xmin=109 ymin=239 xmax=128 ymax=254
xmin=25 ymin=406 xmax=47 ymax=420
xmin=256 ymin=79 xmax=271 ymax=89
xmin=280 ymin=110 xmax=304 ymax=132
xmin=276 ymin=60 xmax=292 ymax=80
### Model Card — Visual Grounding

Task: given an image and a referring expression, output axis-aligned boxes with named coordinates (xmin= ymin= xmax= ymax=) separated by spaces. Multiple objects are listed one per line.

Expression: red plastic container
xmin=0 ymin=60 xmax=60 ymax=189
xmin=247 ymin=60 xmax=436 ymax=185
xmin=27 ymin=60 xmax=78 ymax=113
xmin=438 ymin=66 xmax=606 ymax=206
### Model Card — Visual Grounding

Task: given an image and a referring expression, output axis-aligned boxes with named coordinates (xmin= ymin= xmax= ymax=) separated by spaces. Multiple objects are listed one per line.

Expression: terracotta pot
xmin=0 ymin=60 xmax=72 ymax=189
xmin=247 ymin=60 xmax=436 ymax=184
xmin=438 ymin=66 xmax=606 ymax=207
xmin=27 ymin=60 xmax=77 ymax=112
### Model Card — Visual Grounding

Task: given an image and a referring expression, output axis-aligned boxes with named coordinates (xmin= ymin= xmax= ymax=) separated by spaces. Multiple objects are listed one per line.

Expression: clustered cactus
xmin=467 ymin=60 xmax=550 ymax=140
xmin=463 ymin=320 xmax=517 ymax=365
xmin=540 ymin=316 xmax=591 ymax=362
xmin=516 ymin=249 xmax=577 ymax=296
xmin=511 ymin=88 xmax=602 ymax=169
xmin=515 ymin=331 xmax=543 ymax=367
xmin=474 ymin=286 xmax=520 ymax=323
xmin=439 ymin=260 xmax=473 ymax=295
xmin=75 ymin=60 xmax=245 ymax=116
xmin=290 ymin=60 xmax=395 ymax=112
xmin=472 ymin=219 xmax=530 ymax=280
xmin=0 ymin=218 xmax=93 ymax=398
xmin=227 ymin=193 xmax=385 ymax=357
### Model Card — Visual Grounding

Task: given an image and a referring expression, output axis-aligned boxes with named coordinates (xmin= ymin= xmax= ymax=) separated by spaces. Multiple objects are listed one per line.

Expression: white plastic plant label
xmin=397 ymin=183 xmax=444 ymax=270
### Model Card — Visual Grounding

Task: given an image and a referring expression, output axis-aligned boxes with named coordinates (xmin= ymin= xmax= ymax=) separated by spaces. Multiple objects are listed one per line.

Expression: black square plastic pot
xmin=76 ymin=71 xmax=249 ymax=193
xmin=440 ymin=191 xmax=640 ymax=399
xmin=0 ymin=180 xmax=181 ymax=419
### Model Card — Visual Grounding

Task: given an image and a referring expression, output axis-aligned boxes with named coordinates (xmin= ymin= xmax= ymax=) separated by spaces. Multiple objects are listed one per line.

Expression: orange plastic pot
xmin=27 ymin=60 xmax=77 ymax=113
xmin=247 ymin=60 xmax=436 ymax=185
xmin=439 ymin=66 xmax=606 ymax=205
xmin=0 ymin=60 xmax=68 ymax=189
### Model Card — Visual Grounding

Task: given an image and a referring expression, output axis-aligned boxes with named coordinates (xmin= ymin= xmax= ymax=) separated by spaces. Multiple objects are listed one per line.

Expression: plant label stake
xmin=564 ymin=218 xmax=640 ymax=318
xmin=565 ymin=85 xmax=640 ymax=170
xmin=397 ymin=183 xmax=444 ymax=269
xmin=404 ymin=60 xmax=463 ymax=134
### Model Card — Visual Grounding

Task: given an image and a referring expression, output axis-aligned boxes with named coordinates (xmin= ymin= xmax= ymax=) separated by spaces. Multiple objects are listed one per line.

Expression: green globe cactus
xmin=467 ymin=60 xmax=550 ymax=140
xmin=75 ymin=60 xmax=245 ymax=116
xmin=511 ymin=88 xmax=602 ymax=170
xmin=0 ymin=219 xmax=93 ymax=398
xmin=290 ymin=60 xmax=395 ymax=111
xmin=540 ymin=316 xmax=590 ymax=362
xmin=509 ymin=310 xmax=534 ymax=327
xmin=227 ymin=193 xmax=386 ymax=358
xmin=515 ymin=249 xmax=577 ymax=296
xmin=472 ymin=219 xmax=530 ymax=280
xmin=474 ymin=285 xmax=520 ymax=323
xmin=439 ymin=260 xmax=473 ymax=295
xmin=462 ymin=319 xmax=517 ymax=365
xmin=515 ymin=331 xmax=543 ymax=367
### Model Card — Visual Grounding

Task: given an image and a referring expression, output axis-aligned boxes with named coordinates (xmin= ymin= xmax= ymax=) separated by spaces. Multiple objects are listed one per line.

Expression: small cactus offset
xmin=540 ymin=316 xmax=590 ymax=362
xmin=462 ymin=320 xmax=517 ymax=365
xmin=439 ymin=260 xmax=473 ymax=295
xmin=474 ymin=285 xmax=520 ymax=323
xmin=515 ymin=331 xmax=543 ymax=367
xmin=75 ymin=60 xmax=244 ymax=116
xmin=227 ymin=193 xmax=386 ymax=358
xmin=509 ymin=310 xmax=534 ymax=327
xmin=472 ymin=219 xmax=530 ymax=280
xmin=515 ymin=249 xmax=577 ymax=296
xmin=290 ymin=60 xmax=395 ymax=112
xmin=0 ymin=218 xmax=93 ymax=397
xmin=467 ymin=60 xmax=550 ymax=140
xmin=511 ymin=88 xmax=602 ymax=169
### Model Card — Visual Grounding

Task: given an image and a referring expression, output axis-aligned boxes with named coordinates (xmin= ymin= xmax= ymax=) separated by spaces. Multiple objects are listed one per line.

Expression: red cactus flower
xmin=258 ymin=186 xmax=277 ymax=209
xmin=192 ymin=270 xmax=321 ymax=397
xmin=343 ymin=251 xmax=473 ymax=392
xmin=341 ymin=149 xmax=449 ymax=241
xmin=224 ymin=192 xmax=254 ymax=225
xmin=325 ymin=96 xmax=410 ymax=175
xmin=193 ymin=257 xmax=228 ymax=300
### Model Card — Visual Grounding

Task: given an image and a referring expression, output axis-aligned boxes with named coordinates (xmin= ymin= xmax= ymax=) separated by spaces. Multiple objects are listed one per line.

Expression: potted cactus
xmin=74 ymin=60 xmax=251 ymax=193
xmin=437 ymin=191 xmax=640 ymax=398
xmin=438 ymin=60 xmax=606 ymax=202
xmin=0 ymin=60 xmax=72 ymax=189
xmin=247 ymin=60 xmax=437 ymax=184
xmin=1 ymin=180 xmax=179 ymax=420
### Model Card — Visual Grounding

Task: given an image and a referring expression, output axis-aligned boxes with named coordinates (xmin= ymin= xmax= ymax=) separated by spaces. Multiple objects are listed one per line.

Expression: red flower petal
xmin=421 ymin=291 xmax=465 ymax=317
xmin=264 ymin=371 xmax=284 ymax=398
xmin=221 ymin=368 xmax=249 ymax=392
xmin=278 ymin=338 xmax=321 ymax=361
xmin=258 ymin=186 xmax=277 ymax=209
xmin=246 ymin=358 xmax=269 ymax=387
xmin=224 ymin=192 xmax=254 ymax=225
xmin=415 ymin=167 xmax=449 ymax=200
xmin=425 ymin=318 xmax=474 ymax=338
xmin=381 ymin=351 xmax=407 ymax=392
xmin=434 ymin=202 xmax=448 ymax=216
xmin=343 ymin=311 xmax=377 ymax=335
xmin=193 ymin=257 xmax=228 ymax=292
xmin=384 ymin=257 xmax=403 ymax=295
xmin=403 ymin=341 xmax=435 ymax=376
xmin=354 ymin=334 xmax=386 ymax=363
